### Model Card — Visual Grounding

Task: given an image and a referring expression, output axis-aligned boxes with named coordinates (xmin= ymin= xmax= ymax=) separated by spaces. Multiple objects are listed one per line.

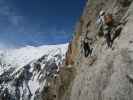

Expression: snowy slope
xmin=1 ymin=44 xmax=68 ymax=66
xmin=0 ymin=43 xmax=68 ymax=100
xmin=0 ymin=44 xmax=68 ymax=73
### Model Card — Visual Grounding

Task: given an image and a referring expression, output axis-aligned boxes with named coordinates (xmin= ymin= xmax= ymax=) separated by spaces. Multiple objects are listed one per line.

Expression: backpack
xmin=104 ymin=14 xmax=113 ymax=25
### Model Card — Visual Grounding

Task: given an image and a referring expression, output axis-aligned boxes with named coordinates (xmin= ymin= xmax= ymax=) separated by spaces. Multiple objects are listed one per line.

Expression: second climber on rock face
xmin=97 ymin=10 xmax=114 ymax=48
xmin=83 ymin=36 xmax=93 ymax=57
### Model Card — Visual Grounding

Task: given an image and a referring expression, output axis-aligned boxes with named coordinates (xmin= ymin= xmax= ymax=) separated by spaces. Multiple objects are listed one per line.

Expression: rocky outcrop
xmin=61 ymin=0 xmax=133 ymax=100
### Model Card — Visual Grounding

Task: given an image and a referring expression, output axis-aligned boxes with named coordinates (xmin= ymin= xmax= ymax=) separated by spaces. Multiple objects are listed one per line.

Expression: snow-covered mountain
xmin=0 ymin=43 xmax=68 ymax=100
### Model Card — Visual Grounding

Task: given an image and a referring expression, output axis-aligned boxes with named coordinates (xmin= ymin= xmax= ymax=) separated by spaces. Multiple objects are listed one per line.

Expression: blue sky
xmin=0 ymin=0 xmax=86 ymax=48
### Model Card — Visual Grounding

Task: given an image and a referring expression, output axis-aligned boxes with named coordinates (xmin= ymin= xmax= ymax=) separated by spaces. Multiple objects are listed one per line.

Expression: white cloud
xmin=0 ymin=42 xmax=6 ymax=49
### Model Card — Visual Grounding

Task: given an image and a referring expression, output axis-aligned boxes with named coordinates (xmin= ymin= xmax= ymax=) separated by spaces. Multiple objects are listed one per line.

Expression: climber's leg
xmin=84 ymin=46 xmax=89 ymax=57
xmin=105 ymin=33 xmax=111 ymax=48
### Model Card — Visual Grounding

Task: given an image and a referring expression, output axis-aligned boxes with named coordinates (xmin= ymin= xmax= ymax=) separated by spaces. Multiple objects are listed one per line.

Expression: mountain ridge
xmin=0 ymin=43 xmax=68 ymax=100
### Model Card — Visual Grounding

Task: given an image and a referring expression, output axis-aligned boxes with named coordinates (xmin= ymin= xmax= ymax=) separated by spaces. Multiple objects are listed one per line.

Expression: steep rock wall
xmin=63 ymin=0 xmax=133 ymax=100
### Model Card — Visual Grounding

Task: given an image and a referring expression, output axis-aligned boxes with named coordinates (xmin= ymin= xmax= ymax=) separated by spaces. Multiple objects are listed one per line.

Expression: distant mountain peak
xmin=0 ymin=43 xmax=68 ymax=100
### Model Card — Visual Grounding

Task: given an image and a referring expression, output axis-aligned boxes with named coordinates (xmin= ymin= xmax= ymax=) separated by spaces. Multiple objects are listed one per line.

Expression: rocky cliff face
xmin=62 ymin=0 xmax=133 ymax=100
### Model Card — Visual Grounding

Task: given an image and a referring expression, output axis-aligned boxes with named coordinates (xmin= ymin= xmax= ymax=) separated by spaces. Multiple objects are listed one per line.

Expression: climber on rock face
xmin=83 ymin=36 xmax=93 ymax=57
xmin=97 ymin=10 xmax=114 ymax=48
